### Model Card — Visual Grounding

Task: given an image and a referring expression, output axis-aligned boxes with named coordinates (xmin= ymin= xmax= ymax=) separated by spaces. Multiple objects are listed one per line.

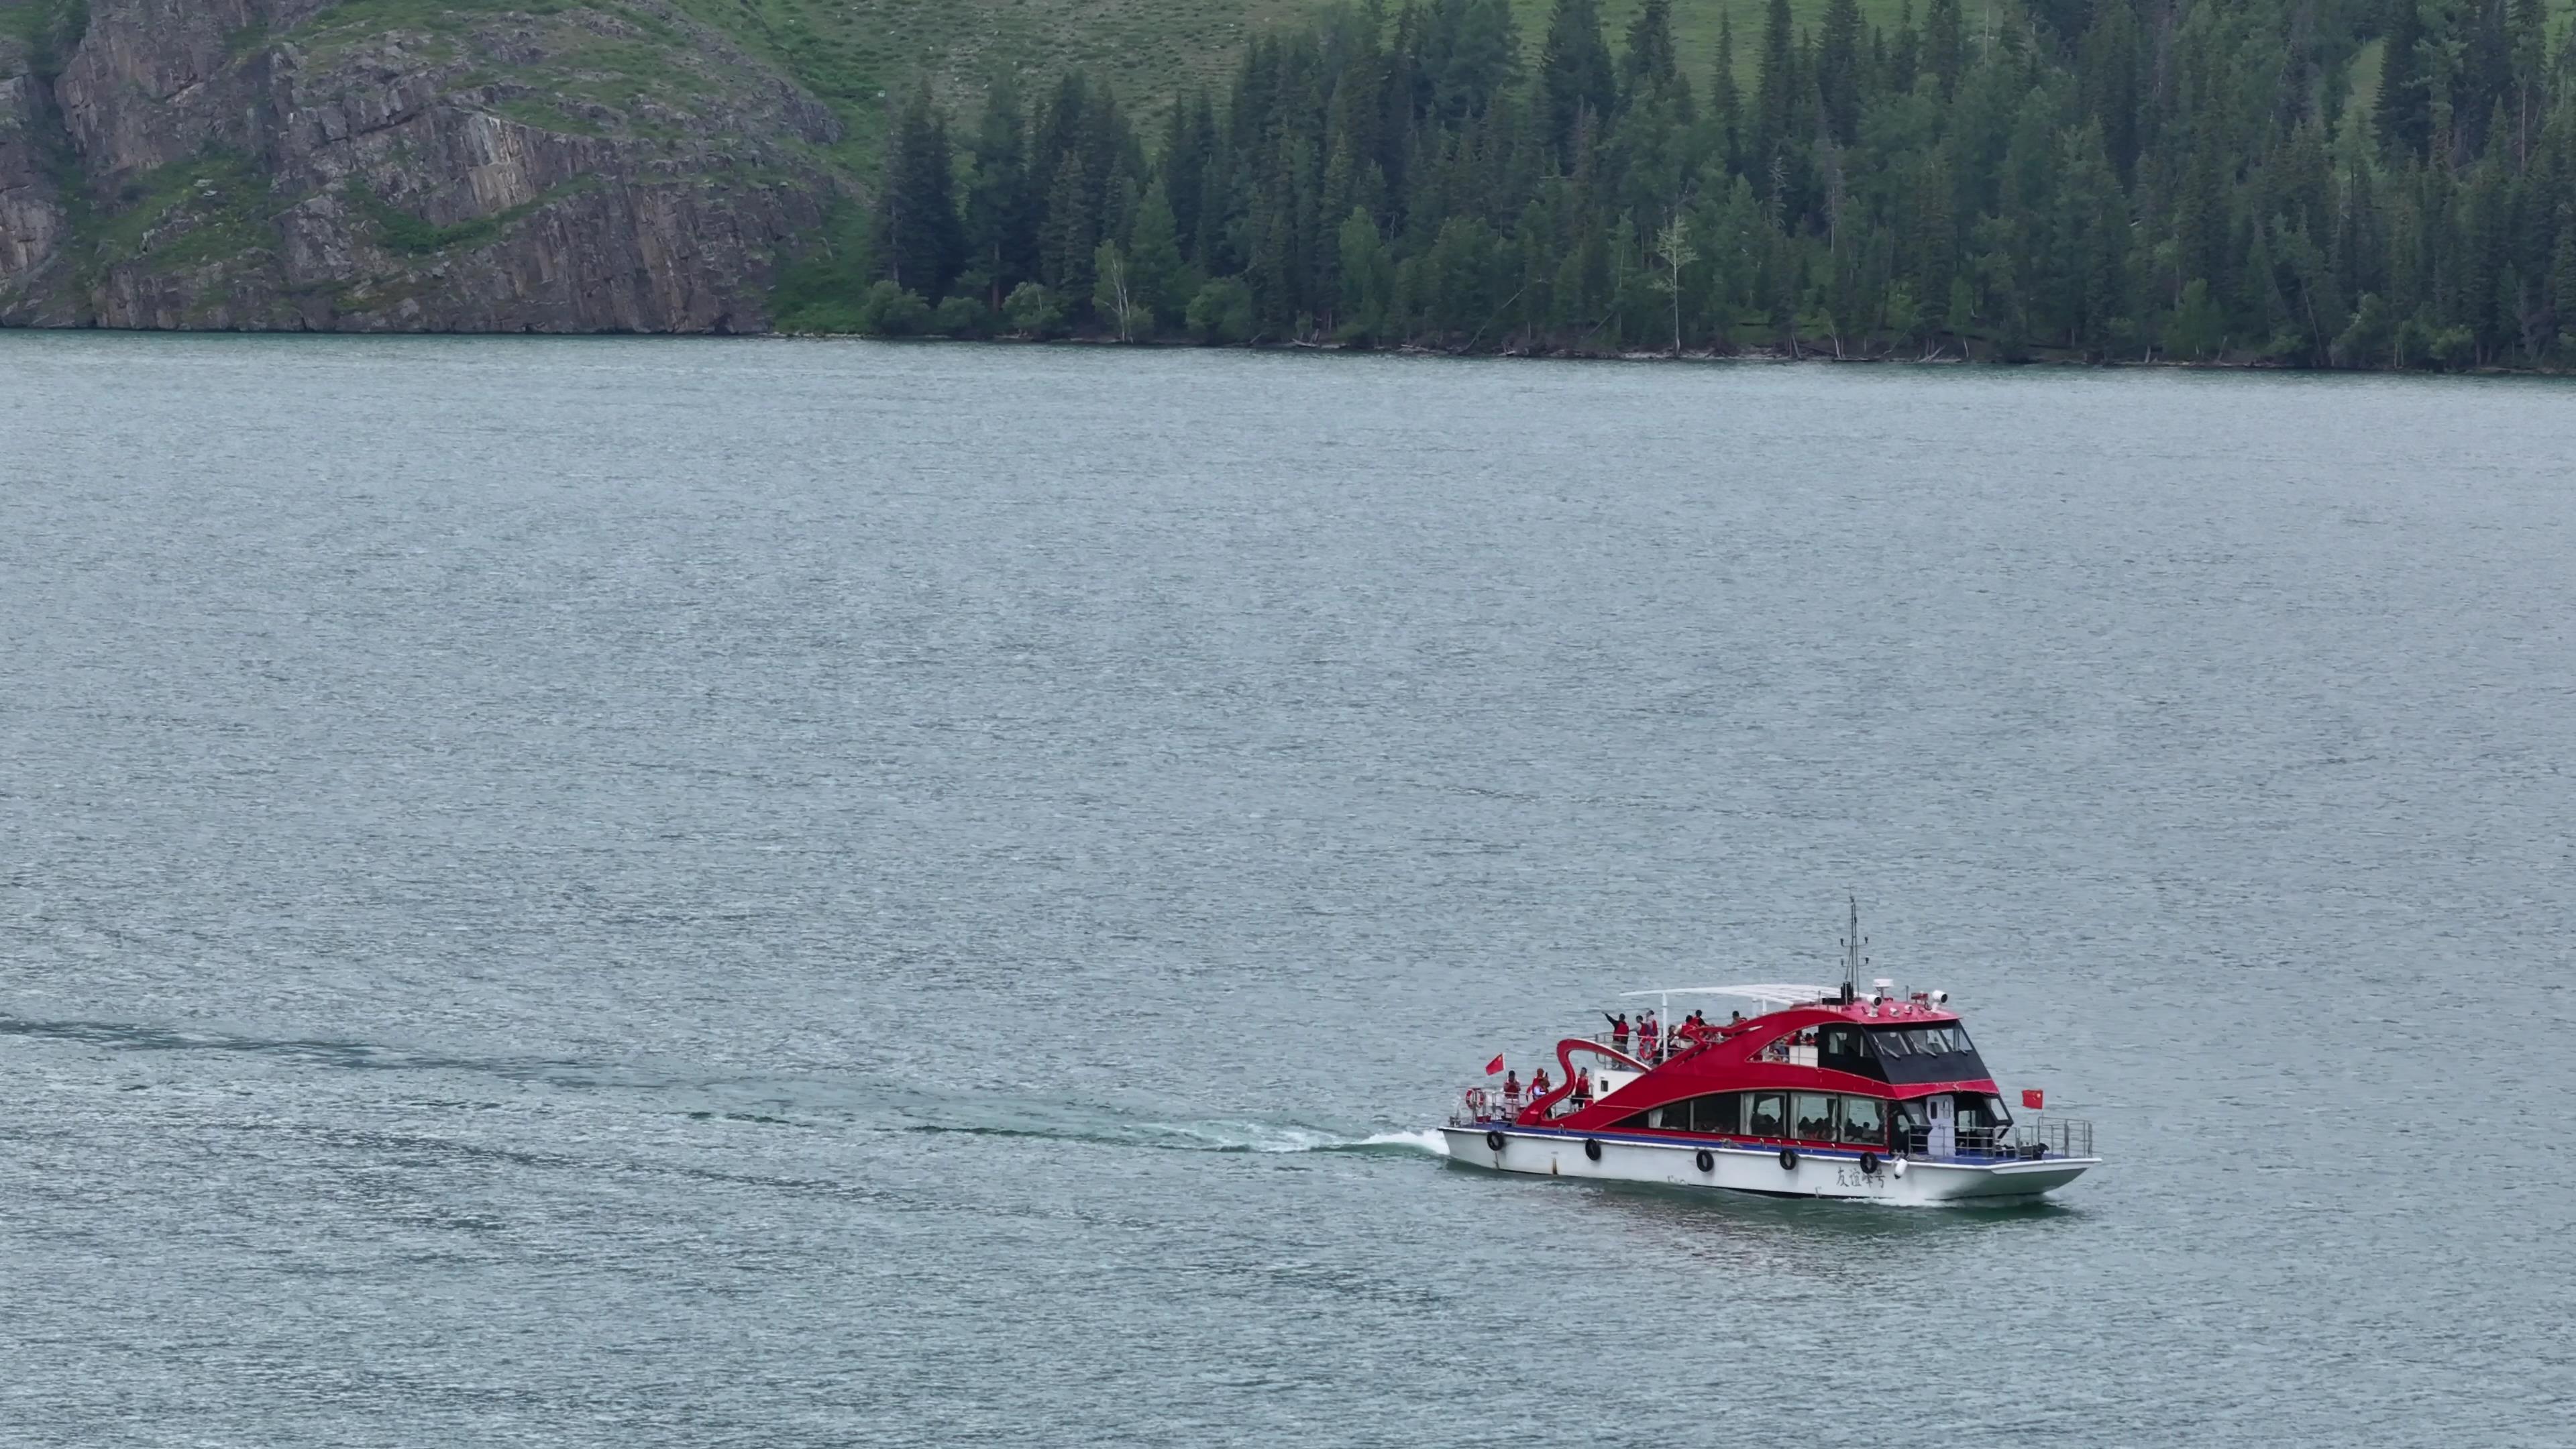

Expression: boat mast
xmin=1841 ymin=894 xmax=1864 ymax=1003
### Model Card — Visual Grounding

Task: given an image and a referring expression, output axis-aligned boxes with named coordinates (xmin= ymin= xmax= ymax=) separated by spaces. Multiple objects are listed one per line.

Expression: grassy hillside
xmin=665 ymin=0 xmax=1322 ymax=156
xmin=1512 ymin=0 xmax=1915 ymax=79
xmin=672 ymin=0 xmax=1913 ymax=160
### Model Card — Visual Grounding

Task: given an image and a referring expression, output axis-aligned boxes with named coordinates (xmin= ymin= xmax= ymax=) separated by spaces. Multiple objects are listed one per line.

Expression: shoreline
xmin=766 ymin=329 xmax=2575 ymax=378
xmin=7 ymin=325 xmax=2567 ymax=378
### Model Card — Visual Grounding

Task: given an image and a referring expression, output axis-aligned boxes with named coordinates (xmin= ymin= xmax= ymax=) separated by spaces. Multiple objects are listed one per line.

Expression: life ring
xmin=1860 ymin=1152 xmax=1880 ymax=1177
xmin=1464 ymin=1087 xmax=1488 ymax=1114
xmin=1485 ymin=1130 xmax=1505 ymax=1152
xmin=1695 ymin=1148 xmax=1715 ymax=1173
xmin=1583 ymin=1138 xmax=1603 ymax=1162
xmin=1778 ymin=1147 xmax=1799 ymax=1171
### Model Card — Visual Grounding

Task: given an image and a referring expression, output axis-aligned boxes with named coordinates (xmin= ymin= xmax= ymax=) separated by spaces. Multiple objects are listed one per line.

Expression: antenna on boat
xmin=1841 ymin=894 xmax=1866 ymax=1004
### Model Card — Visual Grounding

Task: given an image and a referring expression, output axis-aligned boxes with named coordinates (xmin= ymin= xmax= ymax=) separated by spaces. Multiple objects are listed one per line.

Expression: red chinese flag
xmin=1485 ymin=1054 xmax=1505 ymax=1075
xmin=2021 ymin=1088 xmax=2045 ymax=1110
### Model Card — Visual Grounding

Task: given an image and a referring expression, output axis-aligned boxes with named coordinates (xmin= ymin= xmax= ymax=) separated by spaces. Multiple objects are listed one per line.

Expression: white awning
xmin=1616 ymin=983 xmax=1831 ymax=1007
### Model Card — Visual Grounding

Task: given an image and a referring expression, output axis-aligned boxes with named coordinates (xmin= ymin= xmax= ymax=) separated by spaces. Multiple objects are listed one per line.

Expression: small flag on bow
xmin=2021 ymin=1088 xmax=2045 ymax=1110
xmin=1485 ymin=1054 xmax=1505 ymax=1075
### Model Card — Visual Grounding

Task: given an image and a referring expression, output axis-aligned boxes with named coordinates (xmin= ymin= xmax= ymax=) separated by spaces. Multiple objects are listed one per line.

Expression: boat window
xmin=1838 ymin=1096 xmax=1886 ymax=1146
xmin=1817 ymin=1024 xmax=1883 ymax=1076
xmin=1746 ymin=1092 xmax=1787 ymax=1137
xmin=1866 ymin=1024 xmax=1993 ymax=1085
xmin=1650 ymin=1104 xmax=1688 ymax=1129
xmin=1792 ymin=1093 xmax=1837 ymax=1141
xmin=1696 ymin=1093 xmax=1740 ymax=1135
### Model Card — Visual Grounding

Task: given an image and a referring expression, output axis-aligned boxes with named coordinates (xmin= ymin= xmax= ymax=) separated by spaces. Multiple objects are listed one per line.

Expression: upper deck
xmin=1527 ymin=979 xmax=2000 ymax=1125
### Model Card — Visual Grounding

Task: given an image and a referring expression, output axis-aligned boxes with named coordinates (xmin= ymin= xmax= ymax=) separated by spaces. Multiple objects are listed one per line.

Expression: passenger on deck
xmin=1502 ymin=1069 xmax=1521 ymax=1108
xmin=1530 ymin=1067 xmax=1551 ymax=1097
xmin=1639 ymin=1012 xmax=1660 ymax=1060
xmin=1570 ymin=1069 xmax=1593 ymax=1108
xmin=1607 ymin=1014 xmax=1630 ymax=1053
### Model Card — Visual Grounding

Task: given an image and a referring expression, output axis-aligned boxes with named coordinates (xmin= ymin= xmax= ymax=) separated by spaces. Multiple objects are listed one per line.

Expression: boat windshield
xmin=1864 ymin=1024 xmax=1990 ymax=1083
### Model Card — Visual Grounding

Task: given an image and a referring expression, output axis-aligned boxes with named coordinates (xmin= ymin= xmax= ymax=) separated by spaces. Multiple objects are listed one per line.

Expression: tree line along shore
xmin=773 ymin=0 xmax=2576 ymax=373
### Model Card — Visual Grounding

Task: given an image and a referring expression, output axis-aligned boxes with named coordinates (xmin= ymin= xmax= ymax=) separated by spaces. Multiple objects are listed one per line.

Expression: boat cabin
xmin=1617 ymin=1087 xmax=2022 ymax=1157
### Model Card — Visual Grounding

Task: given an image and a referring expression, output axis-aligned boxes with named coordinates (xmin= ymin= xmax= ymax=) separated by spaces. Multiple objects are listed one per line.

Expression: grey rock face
xmin=0 ymin=0 xmax=845 ymax=331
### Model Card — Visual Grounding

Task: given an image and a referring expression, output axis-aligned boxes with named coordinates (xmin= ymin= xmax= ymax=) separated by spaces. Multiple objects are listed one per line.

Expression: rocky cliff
xmin=0 ymin=0 xmax=847 ymax=331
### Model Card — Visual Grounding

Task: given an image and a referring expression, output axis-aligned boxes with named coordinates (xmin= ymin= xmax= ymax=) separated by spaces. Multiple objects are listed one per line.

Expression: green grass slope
xmin=666 ymin=0 xmax=1323 ymax=156
xmin=671 ymin=0 xmax=1913 ymax=160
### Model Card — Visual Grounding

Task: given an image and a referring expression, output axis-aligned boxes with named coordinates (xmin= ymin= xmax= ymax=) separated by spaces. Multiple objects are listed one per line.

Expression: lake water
xmin=3 ymin=334 xmax=2571 ymax=1446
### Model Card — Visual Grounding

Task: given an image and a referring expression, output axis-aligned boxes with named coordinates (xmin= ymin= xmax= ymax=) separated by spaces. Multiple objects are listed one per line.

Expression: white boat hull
xmin=1439 ymin=1125 xmax=2094 ymax=1205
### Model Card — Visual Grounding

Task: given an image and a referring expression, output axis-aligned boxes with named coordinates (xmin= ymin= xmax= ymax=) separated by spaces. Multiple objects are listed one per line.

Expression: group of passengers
xmin=1483 ymin=1005 xmax=1759 ymax=1122
xmin=1761 ymin=1027 xmax=1819 ymax=1063
xmin=1605 ymin=1008 xmax=1743 ymax=1063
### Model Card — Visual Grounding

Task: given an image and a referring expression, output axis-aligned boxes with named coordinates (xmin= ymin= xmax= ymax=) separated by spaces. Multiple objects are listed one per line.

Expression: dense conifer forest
xmin=776 ymin=0 xmax=2576 ymax=370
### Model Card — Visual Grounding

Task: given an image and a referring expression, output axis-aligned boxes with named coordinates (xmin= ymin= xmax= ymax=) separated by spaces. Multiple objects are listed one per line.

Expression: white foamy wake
xmin=1145 ymin=1122 xmax=1452 ymax=1156
xmin=1350 ymin=1128 xmax=1450 ymax=1156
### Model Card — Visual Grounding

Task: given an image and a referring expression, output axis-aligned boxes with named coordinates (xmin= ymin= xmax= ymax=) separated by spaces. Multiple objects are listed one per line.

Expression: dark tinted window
xmin=1792 ymin=1093 xmax=1837 ymax=1140
xmin=1746 ymin=1092 xmax=1787 ymax=1137
xmin=1866 ymin=1024 xmax=1992 ymax=1084
xmin=1699 ymin=1093 xmax=1741 ymax=1134
xmin=1838 ymin=1097 xmax=1886 ymax=1146
xmin=1818 ymin=1024 xmax=1884 ymax=1077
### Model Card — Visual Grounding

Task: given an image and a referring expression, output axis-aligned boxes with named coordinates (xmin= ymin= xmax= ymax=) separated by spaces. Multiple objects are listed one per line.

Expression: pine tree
xmin=1040 ymin=153 xmax=1095 ymax=305
xmin=1540 ymin=0 xmax=1617 ymax=170
xmin=1752 ymin=0 xmax=1799 ymax=191
xmin=1892 ymin=0 xmax=1920 ymax=88
xmin=1128 ymin=179 xmax=1187 ymax=328
xmin=2550 ymin=207 xmax=2576 ymax=350
xmin=1818 ymin=0 xmax=1864 ymax=147
xmin=962 ymin=77 xmax=1035 ymax=311
xmin=2378 ymin=0 xmax=2432 ymax=160
xmin=875 ymin=83 xmax=966 ymax=301
xmin=1923 ymin=0 xmax=1966 ymax=101
xmin=1711 ymin=11 xmax=1744 ymax=178
xmin=1619 ymin=0 xmax=1691 ymax=119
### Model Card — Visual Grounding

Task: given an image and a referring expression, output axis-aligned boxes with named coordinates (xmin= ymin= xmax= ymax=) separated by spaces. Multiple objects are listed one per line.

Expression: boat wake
xmin=898 ymin=1104 xmax=1446 ymax=1158
xmin=0 ymin=1010 xmax=1452 ymax=1160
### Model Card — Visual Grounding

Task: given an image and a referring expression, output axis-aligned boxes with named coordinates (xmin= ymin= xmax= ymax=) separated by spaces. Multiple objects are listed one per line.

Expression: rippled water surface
xmin=3 ymin=334 xmax=2573 ymax=1446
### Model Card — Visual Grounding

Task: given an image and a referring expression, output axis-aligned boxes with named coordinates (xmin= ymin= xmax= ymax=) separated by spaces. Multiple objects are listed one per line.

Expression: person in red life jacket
xmin=1639 ymin=1012 xmax=1660 ymax=1061
xmin=1530 ymin=1066 xmax=1551 ymax=1099
xmin=1605 ymin=1013 xmax=1629 ymax=1053
xmin=1501 ymin=1069 xmax=1522 ymax=1109
xmin=1570 ymin=1068 xmax=1593 ymax=1107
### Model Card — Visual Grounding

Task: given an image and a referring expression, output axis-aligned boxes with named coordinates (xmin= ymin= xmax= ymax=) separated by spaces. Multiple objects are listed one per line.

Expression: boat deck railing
xmin=1579 ymin=1030 xmax=1741 ymax=1065
xmin=1897 ymin=1115 xmax=2096 ymax=1162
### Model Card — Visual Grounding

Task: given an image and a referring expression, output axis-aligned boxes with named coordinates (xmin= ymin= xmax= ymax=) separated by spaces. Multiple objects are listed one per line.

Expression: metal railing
xmin=1895 ymin=1115 xmax=2096 ymax=1162
xmin=1451 ymin=1089 xmax=1535 ymax=1126
xmin=2012 ymin=1115 xmax=2096 ymax=1159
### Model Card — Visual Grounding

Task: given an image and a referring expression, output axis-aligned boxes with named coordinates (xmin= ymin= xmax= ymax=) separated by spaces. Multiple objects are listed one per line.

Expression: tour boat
xmin=1440 ymin=905 xmax=2098 ymax=1205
